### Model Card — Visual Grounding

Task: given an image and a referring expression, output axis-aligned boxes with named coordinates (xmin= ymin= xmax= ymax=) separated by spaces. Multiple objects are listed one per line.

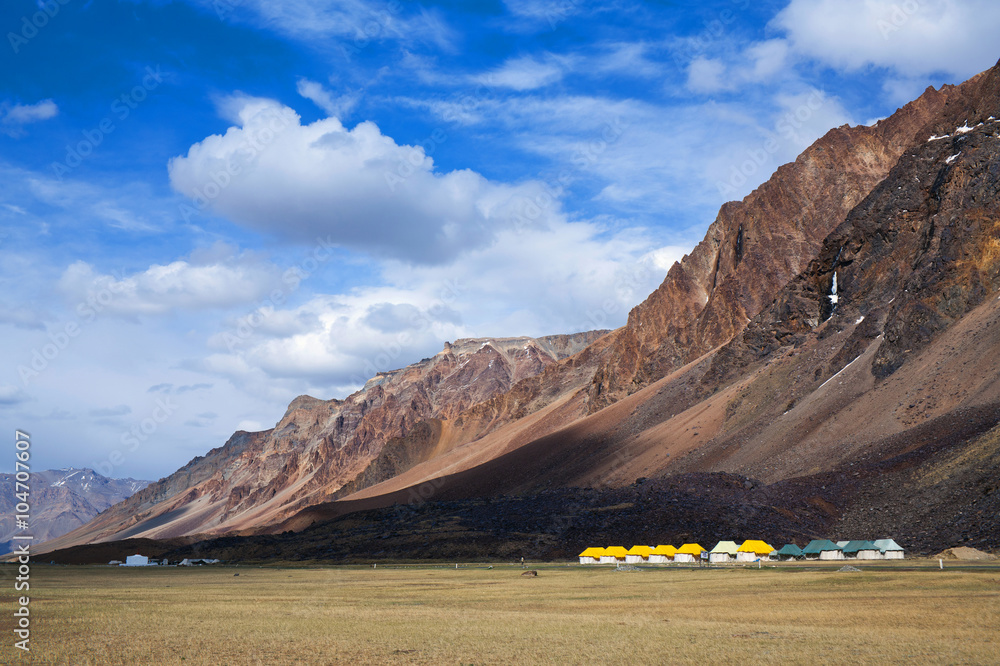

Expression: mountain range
xmin=0 ymin=468 xmax=148 ymax=555
xmin=39 ymin=59 xmax=1000 ymax=562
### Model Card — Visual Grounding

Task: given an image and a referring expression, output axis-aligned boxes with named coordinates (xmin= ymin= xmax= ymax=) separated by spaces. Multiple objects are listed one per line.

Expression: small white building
xmin=123 ymin=554 xmax=150 ymax=566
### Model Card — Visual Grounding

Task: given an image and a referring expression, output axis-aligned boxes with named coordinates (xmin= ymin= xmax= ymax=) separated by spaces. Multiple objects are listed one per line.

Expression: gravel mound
xmin=934 ymin=546 xmax=996 ymax=560
xmin=838 ymin=565 xmax=862 ymax=573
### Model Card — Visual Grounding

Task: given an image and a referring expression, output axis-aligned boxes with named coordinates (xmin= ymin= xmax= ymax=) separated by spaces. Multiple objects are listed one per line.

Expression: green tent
xmin=776 ymin=544 xmax=804 ymax=558
xmin=802 ymin=539 xmax=841 ymax=555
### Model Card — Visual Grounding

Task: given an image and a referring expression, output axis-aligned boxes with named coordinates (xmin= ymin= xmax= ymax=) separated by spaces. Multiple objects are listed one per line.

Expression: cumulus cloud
xmin=169 ymin=96 xmax=564 ymax=263
xmin=56 ymin=245 xmax=281 ymax=317
xmin=1 ymin=99 xmax=58 ymax=136
xmin=774 ymin=0 xmax=1000 ymax=79
xmin=198 ymin=216 xmax=686 ymax=397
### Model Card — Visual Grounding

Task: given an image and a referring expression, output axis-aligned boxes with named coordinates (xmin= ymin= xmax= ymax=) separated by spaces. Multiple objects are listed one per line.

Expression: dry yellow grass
xmin=1 ymin=562 xmax=998 ymax=664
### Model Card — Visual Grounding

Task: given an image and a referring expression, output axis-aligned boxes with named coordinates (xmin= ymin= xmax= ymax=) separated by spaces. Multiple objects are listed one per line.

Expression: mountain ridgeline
xmin=41 ymin=59 xmax=1000 ymax=559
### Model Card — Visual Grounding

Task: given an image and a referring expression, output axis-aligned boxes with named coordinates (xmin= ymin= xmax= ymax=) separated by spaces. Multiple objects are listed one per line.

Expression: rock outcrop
xmin=44 ymin=333 xmax=606 ymax=546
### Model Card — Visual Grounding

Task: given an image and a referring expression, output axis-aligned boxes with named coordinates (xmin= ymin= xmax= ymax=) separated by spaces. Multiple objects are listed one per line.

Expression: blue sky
xmin=2 ymin=0 xmax=999 ymax=480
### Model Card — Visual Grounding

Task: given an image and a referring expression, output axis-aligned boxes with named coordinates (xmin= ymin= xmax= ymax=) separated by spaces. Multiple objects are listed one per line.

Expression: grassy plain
xmin=1 ymin=562 xmax=998 ymax=664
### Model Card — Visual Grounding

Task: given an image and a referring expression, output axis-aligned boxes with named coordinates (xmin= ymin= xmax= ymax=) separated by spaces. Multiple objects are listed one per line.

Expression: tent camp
xmin=178 ymin=558 xmax=220 ymax=566
xmin=802 ymin=540 xmax=844 ymax=560
xmin=873 ymin=538 xmax=905 ymax=559
xmin=601 ymin=546 xmax=629 ymax=564
xmin=736 ymin=540 xmax=775 ymax=562
xmin=775 ymin=544 xmax=804 ymax=560
xmin=709 ymin=541 xmax=739 ymax=563
xmin=673 ymin=543 xmax=705 ymax=563
xmin=842 ymin=540 xmax=881 ymax=560
xmin=625 ymin=545 xmax=653 ymax=564
xmin=578 ymin=547 xmax=605 ymax=564
xmin=648 ymin=545 xmax=677 ymax=564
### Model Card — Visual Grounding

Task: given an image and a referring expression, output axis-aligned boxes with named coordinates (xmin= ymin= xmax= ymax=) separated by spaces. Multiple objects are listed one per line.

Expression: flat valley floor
xmin=1 ymin=562 xmax=998 ymax=664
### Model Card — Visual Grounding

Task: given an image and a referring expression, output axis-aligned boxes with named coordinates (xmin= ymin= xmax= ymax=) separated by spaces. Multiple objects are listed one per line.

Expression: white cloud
xmin=296 ymin=78 xmax=358 ymax=118
xmin=685 ymin=40 xmax=791 ymax=95
xmin=192 ymin=0 xmax=455 ymax=50
xmin=774 ymin=0 xmax=1000 ymax=79
xmin=0 ymin=385 xmax=31 ymax=406
xmin=56 ymin=246 xmax=281 ymax=317
xmin=201 ymin=218 xmax=685 ymax=396
xmin=0 ymin=99 xmax=58 ymax=136
xmin=687 ymin=57 xmax=727 ymax=93
xmin=478 ymin=55 xmax=565 ymax=91
xmin=169 ymin=96 xmax=566 ymax=264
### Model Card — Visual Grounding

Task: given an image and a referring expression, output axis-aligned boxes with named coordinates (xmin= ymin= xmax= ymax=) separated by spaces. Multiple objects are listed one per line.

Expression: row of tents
xmin=578 ymin=539 xmax=905 ymax=564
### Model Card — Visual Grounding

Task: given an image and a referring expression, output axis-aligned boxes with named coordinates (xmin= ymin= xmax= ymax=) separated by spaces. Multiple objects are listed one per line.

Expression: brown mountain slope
xmin=321 ymin=79 xmax=964 ymax=503
xmin=38 ymin=333 xmax=605 ymax=551
xmin=272 ymin=62 xmax=1000 ymax=541
xmin=587 ymin=81 xmax=963 ymax=412
xmin=40 ymin=63 xmax=994 ymax=555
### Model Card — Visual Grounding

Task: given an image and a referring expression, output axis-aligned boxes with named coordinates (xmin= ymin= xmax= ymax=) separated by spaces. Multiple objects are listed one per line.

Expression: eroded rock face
xmin=587 ymin=83 xmax=960 ymax=411
xmin=58 ymin=333 xmax=606 ymax=543
xmin=705 ymin=68 xmax=1000 ymax=389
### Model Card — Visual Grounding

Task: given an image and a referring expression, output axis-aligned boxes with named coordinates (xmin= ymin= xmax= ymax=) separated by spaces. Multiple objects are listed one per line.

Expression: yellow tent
xmin=737 ymin=540 xmax=775 ymax=554
xmin=578 ymin=547 xmax=605 ymax=564
xmin=673 ymin=543 xmax=705 ymax=563
xmin=736 ymin=540 xmax=775 ymax=561
xmin=601 ymin=546 xmax=629 ymax=563
xmin=625 ymin=545 xmax=653 ymax=563
xmin=649 ymin=545 xmax=677 ymax=564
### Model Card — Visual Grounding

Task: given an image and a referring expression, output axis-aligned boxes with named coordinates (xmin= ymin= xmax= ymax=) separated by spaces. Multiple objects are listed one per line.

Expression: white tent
xmin=709 ymin=541 xmax=738 ymax=563
xmin=873 ymin=538 xmax=905 ymax=560
xmin=123 ymin=554 xmax=150 ymax=566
